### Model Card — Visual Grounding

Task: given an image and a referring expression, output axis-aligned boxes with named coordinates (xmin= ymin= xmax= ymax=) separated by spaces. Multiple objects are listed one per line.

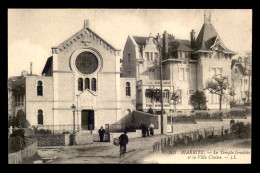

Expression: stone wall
xmin=8 ymin=139 xmax=37 ymax=164
xmin=35 ymin=134 xmax=65 ymax=146
xmin=74 ymin=133 xmax=93 ymax=145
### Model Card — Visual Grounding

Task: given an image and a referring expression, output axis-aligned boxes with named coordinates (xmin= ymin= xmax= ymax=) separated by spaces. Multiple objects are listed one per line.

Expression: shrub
xmin=172 ymin=116 xmax=196 ymax=124
xmin=8 ymin=136 xmax=25 ymax=154
xmin=195 ymin=111 xmax=222 ymax=120
xmin=228 ymin=109 xmax=247 ymax=118
xmin=233 ymin=122 xmax=251 ymax=138
xmin=195 ymin=112 xmax=210 ymax=119
xmin=33 ymin=126 xmax=52 ymax=134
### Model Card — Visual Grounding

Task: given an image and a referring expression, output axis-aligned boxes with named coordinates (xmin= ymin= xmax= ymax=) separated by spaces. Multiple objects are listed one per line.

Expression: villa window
xmin=126 ymin=82 xmax=131 ymax=96
xmin=154 ymin=52 xmax=159 ymax=59
xmin=128 ymin=53 xmax=130 ymax=62
xmin=145 ymin=52 xmax=149 ymax=60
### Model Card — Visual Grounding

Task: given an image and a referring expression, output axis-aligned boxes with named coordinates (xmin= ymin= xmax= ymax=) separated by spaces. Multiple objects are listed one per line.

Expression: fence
xmin=153 ymin=125 xmax=230 ymax=153
xmin=8 ymin=139 xmax=37 ymax=164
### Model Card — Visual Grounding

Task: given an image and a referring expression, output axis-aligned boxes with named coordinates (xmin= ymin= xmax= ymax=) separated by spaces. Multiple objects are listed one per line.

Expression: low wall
xmin=8 ymin=139 xmax=37 ymax=164
xmin=153 ymin=126 xmax=230 ymax=153
xmin=74 ymin=133 xmax=93 ymax=145
xmin=132 ymin=111 xmax=160 ymax=129
xmin=35 ymin=134 xmax=65 ymax=146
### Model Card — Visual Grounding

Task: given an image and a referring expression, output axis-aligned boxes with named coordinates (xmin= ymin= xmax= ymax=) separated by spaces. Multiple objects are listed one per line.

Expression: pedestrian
xmin=141 ymin=123 xmax=146 ymax=137
xmin=98 ymin=126 xmax=105 ymax=142
xmin=146 ymin=123 xmax=149 ymax=137
xmin=230 ymin=117 xmax=235 ymax=133
xmin=119 ymin=130 xmax=129 ymax=153
xmin=148 ymin=122 xmax=154 ymax=136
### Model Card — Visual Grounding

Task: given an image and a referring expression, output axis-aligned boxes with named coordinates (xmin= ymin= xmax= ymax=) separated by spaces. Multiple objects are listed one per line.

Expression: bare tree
xmin=205 ymin=74 xmax=230 ymax=110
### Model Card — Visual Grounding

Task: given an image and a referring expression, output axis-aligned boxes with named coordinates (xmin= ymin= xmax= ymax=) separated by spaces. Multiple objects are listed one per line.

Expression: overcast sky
xmin=8 ymin=9 xmax=252 ymax=77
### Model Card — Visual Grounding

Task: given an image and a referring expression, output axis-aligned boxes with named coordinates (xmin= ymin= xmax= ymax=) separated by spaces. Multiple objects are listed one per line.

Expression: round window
xmin=75 ymin=52 xmax=98 ymax=74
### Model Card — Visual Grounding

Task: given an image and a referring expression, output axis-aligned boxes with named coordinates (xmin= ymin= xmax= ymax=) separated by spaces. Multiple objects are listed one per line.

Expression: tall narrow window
xmin=38 ymin=109 xmax=43 ymax=125
xmin=126 ymin=82 xmax=131 ymax=96
xmin=150 ymin=52 xmax=153 ymax=60
xmin=163 ymin=90 xmax=169 ymax=103
xmin=128 ymin=53 xmax=130 ymax=62
xmin=85 ymin=78 xmax=90 ymax=90
xmin=154 ymin=52 xmax=158 ymax=59
xmin=179 ymin=68 xmax=185 ymax=81
xmin=78 ymin=78 xmax=83 ymax=91
xmin=91 ymin=78 xmax=96 ymax=91
xmin=235 ymin=68 xmax=238 ymax=74
xmin=37 ymin=81 xmax=43 ymax=96
xmin=145 ymin=52 xmax=149 ymax=60
xmin=240 ymin=79 xmax=243 ymax=86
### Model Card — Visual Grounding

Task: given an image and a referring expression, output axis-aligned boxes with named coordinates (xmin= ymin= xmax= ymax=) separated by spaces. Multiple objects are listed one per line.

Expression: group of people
xmin=140 ymin=122 xmax=154 ymax=137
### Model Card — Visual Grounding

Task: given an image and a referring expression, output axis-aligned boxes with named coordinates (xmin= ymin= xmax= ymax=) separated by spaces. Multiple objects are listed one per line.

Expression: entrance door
xmin=81 ymin=110 xmax=95 ymax=130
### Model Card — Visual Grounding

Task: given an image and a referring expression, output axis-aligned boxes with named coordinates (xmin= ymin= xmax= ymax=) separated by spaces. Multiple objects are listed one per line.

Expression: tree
xmin=189 ymin=90 xmax=207 ymax=110
xmin=205 ymin=74 xmax=230 ymax=110
xmin=15 ymin=109 xmax=30 ymax=128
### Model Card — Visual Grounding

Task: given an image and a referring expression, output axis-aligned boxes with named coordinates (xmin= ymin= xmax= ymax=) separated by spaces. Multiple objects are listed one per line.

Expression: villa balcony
xmin=137 ymin=80 xmax=171 ymax=86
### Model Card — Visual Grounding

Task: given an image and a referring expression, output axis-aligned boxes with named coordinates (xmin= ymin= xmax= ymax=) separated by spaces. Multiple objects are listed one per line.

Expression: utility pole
xmin=157 ymin=39 xmax=164 ymax=134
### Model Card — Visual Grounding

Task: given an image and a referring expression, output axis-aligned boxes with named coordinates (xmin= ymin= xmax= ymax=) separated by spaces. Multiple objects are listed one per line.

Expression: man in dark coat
xmin=230 ymin=118 xmax=235 ymax=133
xmin=98 ymin=126 xmax=105 ymax=142
xmin=141 ymin=123 xmax=146 ymax=137
xmin=119 ymin=130 xmax=129 ymax=153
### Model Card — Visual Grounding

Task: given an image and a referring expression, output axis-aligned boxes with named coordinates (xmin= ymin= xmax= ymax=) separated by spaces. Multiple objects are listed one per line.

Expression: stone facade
xmin=122 ymin=13 xmax=236 ymax=114
xmin=231 ymin=58 xmax=251 ymax=104
xmin=25 ymin=20 xmax=134 ymax=134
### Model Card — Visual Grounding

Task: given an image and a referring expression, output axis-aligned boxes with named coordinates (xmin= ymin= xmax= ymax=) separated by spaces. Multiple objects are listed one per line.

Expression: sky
xmin=8 ymin=9 xmax=252 ymax=77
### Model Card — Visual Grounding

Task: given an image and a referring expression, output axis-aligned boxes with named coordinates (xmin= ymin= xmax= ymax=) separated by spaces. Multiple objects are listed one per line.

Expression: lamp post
xmin=71 ymin=104 xmax=76 ymax=145
xmin=76 ymin=95 xmax=79 ymax=132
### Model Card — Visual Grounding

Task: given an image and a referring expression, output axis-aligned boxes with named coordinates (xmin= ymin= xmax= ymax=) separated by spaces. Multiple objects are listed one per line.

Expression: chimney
xmin=84 ymin=19 xmax=89 ymax=29
xmin=190 ymin=29 xmax=196 ymax=49
xmin=30 ymin=62 xmax=32 ymax=75
xmin=21 ymin=70 xmax=28 ymax=77
xmin=163 ymin=31 xmax=168 ymax=57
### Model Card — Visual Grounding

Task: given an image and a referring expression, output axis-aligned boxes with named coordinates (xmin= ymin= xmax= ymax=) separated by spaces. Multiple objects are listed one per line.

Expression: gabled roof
xmin=132 ymin=36 xmax=154 ymax=47
xmin=169 ymin=40 xmax=193 ymax=52
xmin=195 ymin=23 xmax=235 ymax=54
xmin=42 ymin=56 xmax=53 ymax=76
xmin=233 ymin=63 xmax=248 ymax=76
xmin=53 ymin=21 xmax=120 ymax=53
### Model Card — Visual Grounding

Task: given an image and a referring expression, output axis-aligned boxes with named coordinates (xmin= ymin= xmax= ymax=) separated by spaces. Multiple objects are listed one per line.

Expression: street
xmin=36 ymin=117 xmax=251 ymax=164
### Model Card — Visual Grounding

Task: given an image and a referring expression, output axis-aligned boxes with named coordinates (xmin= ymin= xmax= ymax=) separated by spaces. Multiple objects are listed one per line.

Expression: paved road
xmin=36 ymin=117 xmax=251 ymax=164
xmin=37 ymin=134 xmax=168 ymax=164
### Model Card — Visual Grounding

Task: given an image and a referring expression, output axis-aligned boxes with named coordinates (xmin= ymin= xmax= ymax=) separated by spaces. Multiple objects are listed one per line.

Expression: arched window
xmin=91 ymin=78 xmax=96 ymax=91
xmin=126 ymin=82 xmax=131 ymax=96
xmin=38 ymin=109 xmax=43 ymax=125
xmin=78 ymin=78 xmax=83 ymax=91
xmin=85 ymin=78 xmax=90 ymax=90
xmin=37 ymin=81 xmax=43 ymax=96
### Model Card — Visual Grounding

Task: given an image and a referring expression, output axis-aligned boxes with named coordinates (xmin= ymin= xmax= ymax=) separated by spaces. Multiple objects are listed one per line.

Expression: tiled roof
xmin=195 ymin=23 xmax=234 ymax=54
xmin=235 ymin=63 xmax=248 ymax=76
xmin=169 ymin=40 xmax=193 ymax=51
xmin=132 ymin=36 xmax=150 ymax=47
xmin=8 ymin=76 xmax=26 ymax=92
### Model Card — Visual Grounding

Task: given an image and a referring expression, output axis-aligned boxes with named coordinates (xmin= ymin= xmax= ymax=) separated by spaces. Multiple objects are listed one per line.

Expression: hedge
xmin=226 ymin=109 xmax=247 ymax=119
xmin=195 ymin=111 xmax=222 ymax=120
xmin=172 ymin=116 xmax=196 ymax=124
